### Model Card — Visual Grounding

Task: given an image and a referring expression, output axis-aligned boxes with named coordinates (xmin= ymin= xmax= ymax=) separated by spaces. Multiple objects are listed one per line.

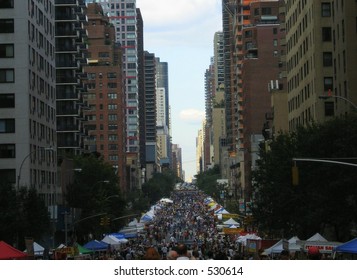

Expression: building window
xmin=261 ymin=7 xmax=272 ymax=15
xmin=108 ymin=134 xmax=118 ymax=141
xmin=108 ymin=124 xmax=118 ymax=130
xmin=108 ymin=114 xmax=117 ymax=121
xmin=0 ymin=169 xmax=16 ymax=184
xmin=0 ymin=44 xmax=14 ymax=58
xmin=0 ymin=144 xmax=15 ymax=158
xmin=108 ymin=93 xmax=117 ymax=99
xmin=99 ymin=52 xmax=109 ymax=58
xmin=244 ymin=30 xmax=252 ymax=38
xmin=0 ymin=69 xmax=14 ymax=83
xmin=108 ymin=104 xmax=117 ymax=110
xmin=324 ymin=101 xmax=334 ymax=116
xmin=0 ymin=0 xmax=14 ymax=8
xmin=323 ymin=52 xmax=333 ymax=67
xmin=0 ymin=19 xmax=14 ymax=33
xmin=107 ymin=82 xmax=117 ymax=89
xmin=127 ymin=25 xmax=135 ymax=31
xmin=324 ymin=77 xmax=333 ymax=91
xmin=0 ymin=93 xmax=14 ymax=108
xmin=0 ymin=119 xmax=15 ymax=133
xmin=107 ymin=72 xmax=117 ymax=79
xmin=108 ymin=144 xmax=118 ymax=150
xmin=322 ymin=27 xmax=332 ymax=41
xmin=321 ymin=3 xmax=331 ymax=17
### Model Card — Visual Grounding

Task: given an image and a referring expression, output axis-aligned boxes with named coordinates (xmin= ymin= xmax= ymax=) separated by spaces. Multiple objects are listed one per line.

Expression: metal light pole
xmin=17 ymin=146 xmax=54 ymax=190
xmin=319 ymin=94 xmax=357 ymax=110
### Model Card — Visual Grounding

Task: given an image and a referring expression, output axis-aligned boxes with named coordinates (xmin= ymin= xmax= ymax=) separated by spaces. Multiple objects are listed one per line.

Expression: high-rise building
xmin=97 ymin=0 xmax=142 ymax=190
xmin=0 ymin=0 xmax=57 ymax=203
xmin=155 ymin=58 xmax=171 ymax=169
xmin=172 ymin=144 xmax=183 ymax=180
xmin=285 ymin=0 xmax=357 ymax=130
xmin=143 ymin=51 xmax=157 ymax=180
xmin=82 ymin=2 xmax=127 ymax=192
xmin=55 ymin=0 xmax=88 ymax=158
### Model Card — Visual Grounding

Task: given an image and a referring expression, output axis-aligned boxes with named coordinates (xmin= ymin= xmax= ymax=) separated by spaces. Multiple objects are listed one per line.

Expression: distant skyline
xmin=137 ymin=0 xmax=223 ymax=181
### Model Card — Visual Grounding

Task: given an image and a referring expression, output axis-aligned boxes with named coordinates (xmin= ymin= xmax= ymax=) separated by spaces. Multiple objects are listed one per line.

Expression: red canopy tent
xmin=0 ymin=241 xmax=28 ymax=260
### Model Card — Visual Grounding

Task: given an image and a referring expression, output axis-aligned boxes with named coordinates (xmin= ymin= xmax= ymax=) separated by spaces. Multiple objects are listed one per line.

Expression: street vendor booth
xmin=333 ymin=238 xmax=357 ymax=259
xmin=297 ymin=233 xmax=342 ymax=255
xmin=0 ymin=241 xmax=27 ymax=260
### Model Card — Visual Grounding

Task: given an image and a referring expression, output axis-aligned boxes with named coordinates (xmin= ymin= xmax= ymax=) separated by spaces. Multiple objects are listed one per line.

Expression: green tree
xmin=252 ymin=115 xmax=357 ymax=241
xmin=0 ymin=182 xmax=19 ymax=245
xmin=66 ymin=154 xmax=126 ymax=242
xmin=142 ymin=169 xmax=178 ymax=205
xmin=0 ymin=183 xmax=51 ymax=249
xmin=195 ymin=165 xmax=221 ymax=199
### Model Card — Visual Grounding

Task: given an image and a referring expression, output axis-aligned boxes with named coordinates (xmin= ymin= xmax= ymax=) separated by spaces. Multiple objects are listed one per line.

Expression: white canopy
xmin=215 ymin=208 xmax=229 ymax=214
xmin=306 ymin=232 xmax=327 ymax=242
xmin=264 ymin=236 xmax=301 ymax=254
xmin=102 ymin=235 xmax=128 ymax=248
xmin=223 ymin=218 xmax=239 ymax=225
xmin=24 ymin=241 xmax=45 ymax=256
xmin=160 ymin=198 xmax=173 ymax=203
xmin=236 ymin=233 xmax=262 ymax=246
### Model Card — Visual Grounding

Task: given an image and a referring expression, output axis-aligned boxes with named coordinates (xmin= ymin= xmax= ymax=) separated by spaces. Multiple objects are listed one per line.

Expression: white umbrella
xmin=160 ymin=198 xmax=173 ymax=203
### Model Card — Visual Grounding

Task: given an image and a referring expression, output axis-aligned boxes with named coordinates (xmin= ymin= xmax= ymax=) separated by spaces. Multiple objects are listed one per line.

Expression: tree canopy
xmin=66 ymin=154 xmax=126 ymax=243
xmin=0 ymin=183 xmax=50 ymax=249
xmin=252 ymin=115 xmax=357 ymax=242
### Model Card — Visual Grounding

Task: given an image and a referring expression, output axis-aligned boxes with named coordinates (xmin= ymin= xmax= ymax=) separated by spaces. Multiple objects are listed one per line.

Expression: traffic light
xmin=100 ymin=216 xmax=110 ymax=226
xmin=292 ymin=165 xmax=299 ymax=186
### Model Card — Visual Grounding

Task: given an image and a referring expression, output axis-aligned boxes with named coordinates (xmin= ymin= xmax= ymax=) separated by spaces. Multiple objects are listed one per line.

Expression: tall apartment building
xmin=172 ymin=143 xmax=183 ymax=180
xmin=156 ymin=87 xmax=170 ymax=169
xmin=0 ymin=1 xmax=57 ymax=204
xmin=285 ymin=0 xmax=357 ymax=130
xmin=221 ymin=0 xmax=287 ymax=204
xmin=82 ymin=3 xmax=127 ymax=192
xmin=55 ymin=0 xmax=87 ymax=159
xmin=97 ymin=0 xmax=142 ymax=190
xmin=240 ymin=0 xmax=286 ymax=201
xmin=143 ymin=51 xmax=157 ymax=180
xmin=155 ymin=58 xmax=171 ymax=169
xmin=204 ymin=61 xmax=214 ymax=171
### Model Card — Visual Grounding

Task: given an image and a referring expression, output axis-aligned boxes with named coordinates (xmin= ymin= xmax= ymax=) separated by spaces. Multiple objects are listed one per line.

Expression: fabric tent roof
xmin=24 ymin=241 xmax=45 ymax=256
xmin=77 ymin=244 xmax=93 ymax=254
xmin=102 ymin=235 xmax=122 ymax=245
xmin=264 ymin=236 xmax=301 ymax=254
xmin=334 ymin=238 xmax=357 ymax=254
xmin=307 ymin=232 xmax=327 ymax=242
xmin=236 ymin=233 xmax=261 ymax=246
xmin=83 ymin=240 xmax=108 ymax=251
xmin=0 ymin=241 xmax=27 ymax=260
xmin=215 ymin=208 xmax=229 ymax=214
xmin=223 ymin=218 xmax=239 ymax=225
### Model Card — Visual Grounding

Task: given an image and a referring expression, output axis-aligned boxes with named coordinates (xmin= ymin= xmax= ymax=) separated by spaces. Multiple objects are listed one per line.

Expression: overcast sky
xmin=137 ymin=0 xmax=223 ymax=181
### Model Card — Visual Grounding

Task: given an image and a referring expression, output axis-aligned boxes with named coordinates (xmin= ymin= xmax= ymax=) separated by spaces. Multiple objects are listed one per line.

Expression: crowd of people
xmin=99 ymin=190 xmax=245 ymax=260
xmin=82 ymin=189 xmax=324 ymax=260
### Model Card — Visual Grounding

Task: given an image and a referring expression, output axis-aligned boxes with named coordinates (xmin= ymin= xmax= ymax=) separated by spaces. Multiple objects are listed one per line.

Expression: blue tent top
xmin=108 ymin=233 xmax=125 ymax=239
xmin=334 ymin=238 xmax=357 ymax=254
xmin=83 ymin=240 xmax=109 ymax=251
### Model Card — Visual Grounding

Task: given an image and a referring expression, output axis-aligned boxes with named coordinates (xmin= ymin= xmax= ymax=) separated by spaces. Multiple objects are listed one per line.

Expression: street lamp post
xmin=319 ymin=94 xmax=357 ymax=110
xmin=17 ymin=146 xmax=54 ymax=190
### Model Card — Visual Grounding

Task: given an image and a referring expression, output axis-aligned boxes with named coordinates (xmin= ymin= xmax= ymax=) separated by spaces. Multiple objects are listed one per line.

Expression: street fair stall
xmin=333 ymin=238 xmax=357 ymax=259
xmin=297 ymin=233 xmax=342 ymax=256
xmin=0 ymin=241 xmax=27 ymax=260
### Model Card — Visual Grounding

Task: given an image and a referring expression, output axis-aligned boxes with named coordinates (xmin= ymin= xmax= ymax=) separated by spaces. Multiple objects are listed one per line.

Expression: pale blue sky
xmin=137 ymin=0 xmax=223 ymax=181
